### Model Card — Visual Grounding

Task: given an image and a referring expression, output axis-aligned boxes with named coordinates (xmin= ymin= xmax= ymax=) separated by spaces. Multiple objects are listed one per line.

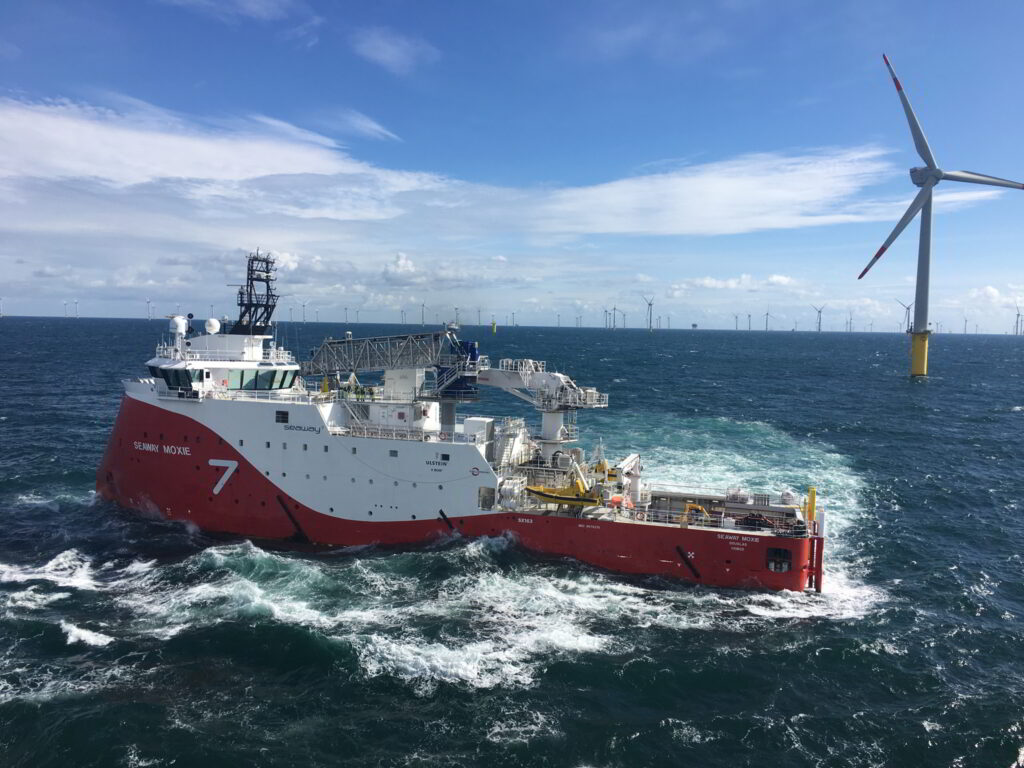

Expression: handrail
xmin=154 ymin=344 xmax=296 ymax=363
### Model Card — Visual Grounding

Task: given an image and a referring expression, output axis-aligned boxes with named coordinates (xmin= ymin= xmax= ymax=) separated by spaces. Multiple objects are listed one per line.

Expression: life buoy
xmin=635 ymin=510 xmax=646 ymax=522
xmin=439 ymin=432 xmax=449 ymax=441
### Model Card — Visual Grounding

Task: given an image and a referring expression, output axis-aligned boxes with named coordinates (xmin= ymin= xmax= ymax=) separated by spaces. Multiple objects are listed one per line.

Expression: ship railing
xmin=154 ymin=344 xmax=296 ymax=363
xmin=647 ymin=482 xmax=805 ymax=510
xmin=210 ymin=388 xmax=333 ymax=404
xmin=630 ymin=506 xmax=810 ymax=536
xmin=534 ymin=389 xmax=609 ymax=410
xmin=343 ymin=424 xmax=482 ymax=444
xmin=498 ymin=358 xmax=546 ymax=373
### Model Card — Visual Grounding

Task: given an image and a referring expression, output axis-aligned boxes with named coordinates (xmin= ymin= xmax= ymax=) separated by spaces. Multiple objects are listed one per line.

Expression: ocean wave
xmin=0 ymin=548 xmax=103 ymax=590
xmin=60 ymin=620 xmax=114 ymax=647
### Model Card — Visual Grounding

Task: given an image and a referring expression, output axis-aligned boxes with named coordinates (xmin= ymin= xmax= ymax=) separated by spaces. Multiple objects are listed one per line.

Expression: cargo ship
xmin=97 ymin=251 xmax=826 ymax=591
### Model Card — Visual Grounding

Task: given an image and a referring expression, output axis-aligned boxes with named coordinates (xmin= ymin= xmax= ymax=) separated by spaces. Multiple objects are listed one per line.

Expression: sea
xmin=1 ymin=317 xmax=1022 ymax=768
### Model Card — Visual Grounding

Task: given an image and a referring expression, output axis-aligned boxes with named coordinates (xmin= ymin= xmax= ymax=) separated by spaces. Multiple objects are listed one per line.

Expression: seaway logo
xmin=284 ymin=425 xmax=321 ymax=434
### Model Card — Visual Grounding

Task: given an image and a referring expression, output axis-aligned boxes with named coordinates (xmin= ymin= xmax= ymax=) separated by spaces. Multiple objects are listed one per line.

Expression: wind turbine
xmin=896 ymin=299 xmax=913 ymax=333
xmin=74 ymin=299 xmax=79 ymax=318
xmin=858 ymin=55 xmax=1024 ymax=376
xmin=811 ymin=304 xmax=825 ymax=333
xmin=733 ymin=313 xmax=739 ymax=331
xmin=301 ymin=300 xmax=308 ymax=323
xmin=1015 ymin=303 xmax=1022 ymax=336
xmin=764 ymin=307 xmax=773 ymax=331
xmin=64 ymin=300 xmax=68 ymax=318
xmin=747 ymin=313 xmax=751 ymax=331
xmin=643 ymin=296 xmax=654 ymax=332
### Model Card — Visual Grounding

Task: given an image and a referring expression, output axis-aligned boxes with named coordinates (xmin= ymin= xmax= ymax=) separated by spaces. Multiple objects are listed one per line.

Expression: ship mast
xmin=230 ymin=249 xmax=278 ymax=334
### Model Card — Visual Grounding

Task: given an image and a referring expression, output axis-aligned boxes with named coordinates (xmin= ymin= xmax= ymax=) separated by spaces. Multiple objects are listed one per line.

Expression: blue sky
xmin=2 ymin=0 xmax=1023 ymax=331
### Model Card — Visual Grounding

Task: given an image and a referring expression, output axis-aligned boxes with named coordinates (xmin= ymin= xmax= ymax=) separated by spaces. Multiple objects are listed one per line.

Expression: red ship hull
xmin=97 ymin=396 xmax=822 ymax=592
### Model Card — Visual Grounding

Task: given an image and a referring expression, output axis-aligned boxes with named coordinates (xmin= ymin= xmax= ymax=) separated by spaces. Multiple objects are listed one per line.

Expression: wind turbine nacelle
xmin=910 ymin=167 xmax=940 ymax=187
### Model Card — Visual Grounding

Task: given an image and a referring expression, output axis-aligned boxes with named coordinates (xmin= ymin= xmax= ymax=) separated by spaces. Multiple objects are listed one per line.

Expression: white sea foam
xmin=6 ymin=586 xmax=70 ymax=610
xmin=486 ymin=708 xmax=563 ymax=744
xmin=0 ymin=549 xmax=102 ymax=590
xmin=60 ymin=621 xmax=114 ymax=647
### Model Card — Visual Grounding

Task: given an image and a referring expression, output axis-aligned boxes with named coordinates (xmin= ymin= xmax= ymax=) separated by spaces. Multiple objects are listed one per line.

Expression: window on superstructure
xmin=240 ymin=370 xmax=257 ymax=390
xmin=389 ymin=450 xmax=398 ymax=457
xmin=257 ymin=370 xmax=276 ymax=390
xmin=275 ymin=411 xmax=289 ymax=424
xmin=147 ymin=366 xmax=159 ymax=378
xmin=282 ymin=371 xmax=297 ymax=389
xmin=228 ymin=370 xmax=243 ymax=389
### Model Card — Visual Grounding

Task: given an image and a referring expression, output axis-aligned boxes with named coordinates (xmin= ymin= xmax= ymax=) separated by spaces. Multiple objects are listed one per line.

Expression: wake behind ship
xmin=97 ymin=252 xmax=826 ymax=591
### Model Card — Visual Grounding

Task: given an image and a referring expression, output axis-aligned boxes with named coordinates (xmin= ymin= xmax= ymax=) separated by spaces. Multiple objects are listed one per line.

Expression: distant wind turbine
xmin=764 ymin=307 xmax=773 ymax=332
xmin=858 ymin=54 xmax=1024 ymax=376
xmin=643 ymin=296 xmax=654 ymax=332
xmin=811 ymin=304 xmax=825 ymax=333
xmin=896 ymin=299 xmax=913 ymax=334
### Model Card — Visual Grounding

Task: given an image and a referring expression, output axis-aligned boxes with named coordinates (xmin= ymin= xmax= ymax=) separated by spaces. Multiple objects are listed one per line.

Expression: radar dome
xmin=205 ymin=317 xmax=221 ymax=335
xmin=169 ymin=315 xmax=188 ymax=335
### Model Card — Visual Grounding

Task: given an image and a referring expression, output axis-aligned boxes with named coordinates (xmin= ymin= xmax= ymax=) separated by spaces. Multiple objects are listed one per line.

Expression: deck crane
xmin=478 ymin=358 xmax=608 ymax=463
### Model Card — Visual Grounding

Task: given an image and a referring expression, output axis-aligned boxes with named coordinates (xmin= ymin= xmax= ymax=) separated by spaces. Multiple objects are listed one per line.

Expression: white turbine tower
xmin=858 ymin=55 xmax=1024 ymax=376
xmin=643 ymin=296 xmax=654 ymax=332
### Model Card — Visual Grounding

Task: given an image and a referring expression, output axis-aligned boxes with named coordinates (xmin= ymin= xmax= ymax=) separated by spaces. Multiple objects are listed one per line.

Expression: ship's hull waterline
xmin=97 ymin=395 xmax=820 ymax=592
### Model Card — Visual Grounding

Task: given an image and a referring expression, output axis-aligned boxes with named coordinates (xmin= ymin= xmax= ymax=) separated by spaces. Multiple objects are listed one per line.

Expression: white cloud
xmin=0 ymin=98 xmax=357 ymax=185
xmin=350 ymin=27 xmax=439 ymax=76
xmin=534 ymin=147 xmax=900 ymax=236
xmin=382 ymin=252 xmax=422 ymax=285
xmin=0 ymin=93 xmax=1012 ymax=322
xmin=333 ymin=109 xmax=401 ymax=142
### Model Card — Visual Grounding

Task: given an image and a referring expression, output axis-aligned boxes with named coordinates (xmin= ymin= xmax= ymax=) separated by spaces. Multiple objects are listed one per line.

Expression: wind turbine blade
xmin=941 ymin=170 xmax=1024 ymax=190
xmin=858 ymin=182 xmax=934 ymax=279
xmin=882 ymin=54 xmax=937 ymax=169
